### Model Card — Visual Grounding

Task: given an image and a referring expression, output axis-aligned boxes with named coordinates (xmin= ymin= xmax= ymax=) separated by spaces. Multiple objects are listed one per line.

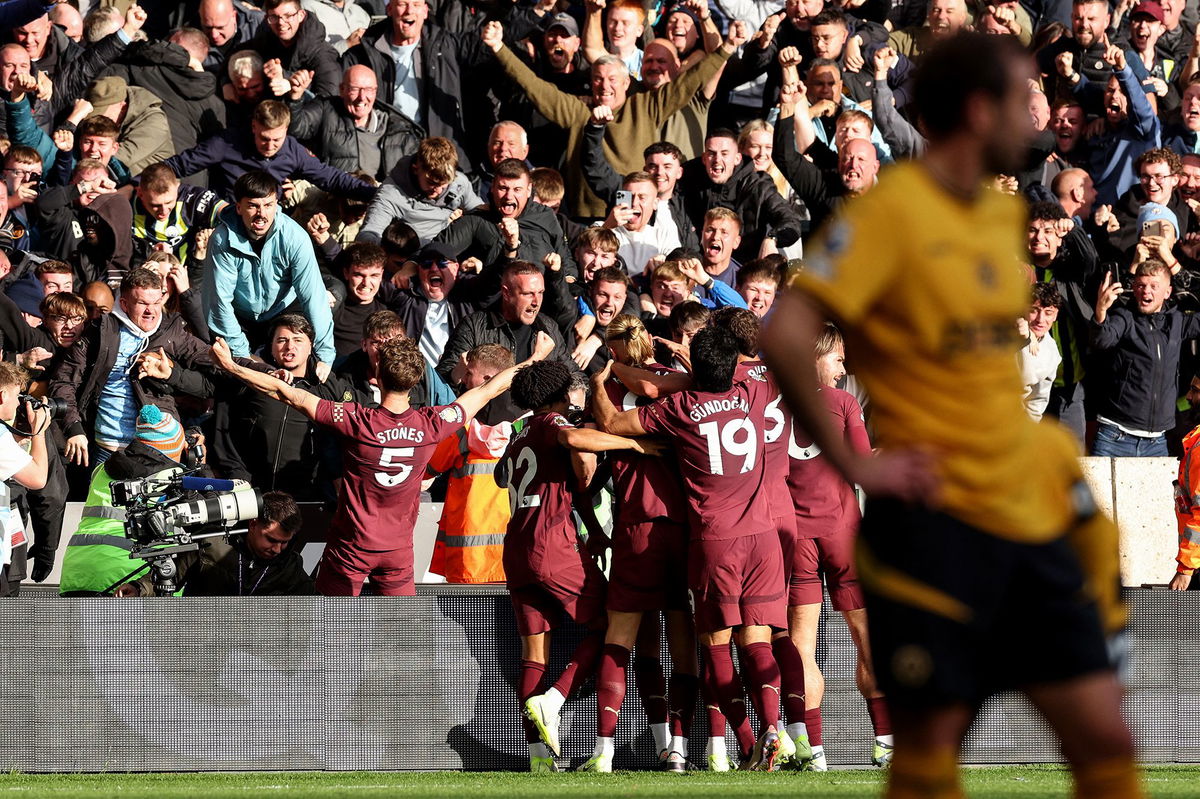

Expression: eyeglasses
xmin=47 ymin=314 xmax=85 ymax=325
xmin=418 ymin=260 xmax=453 ymax=269
xmin=3 ymin=167 xmax=39 ymax=179
xmin=265 ymin=8 xmax=301 ymax=24
xmin=1139 ymin=172 xmax=1173 ymax=184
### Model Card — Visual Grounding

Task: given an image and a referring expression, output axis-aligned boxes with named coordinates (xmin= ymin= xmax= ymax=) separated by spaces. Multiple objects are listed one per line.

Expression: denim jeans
xmin=1091 ymin=423 xmax=1169 ymax=457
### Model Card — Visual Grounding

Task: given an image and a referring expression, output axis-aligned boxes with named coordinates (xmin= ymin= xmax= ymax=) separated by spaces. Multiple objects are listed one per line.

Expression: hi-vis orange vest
xmin=1175 ymin=425 xmax=1200 ymax=575
xmin=427 ymin=420 xmax=509 ymax=583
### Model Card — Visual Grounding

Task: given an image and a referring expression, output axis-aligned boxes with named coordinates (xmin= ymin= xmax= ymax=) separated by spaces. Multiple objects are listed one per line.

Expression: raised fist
xmin=726 ymin=19 xmax=749 ymax=48
xmin=123 ymin=3 xmax=147 ymax=34
xmin=1055 ymin=51 xmax=1075 ymax=79
xmin=778 ymin=46 xmax=802 ymax=69
xmin=873 ymin=46 xmax=898 ymax=79
xmin=482 ymin=20 xmax=504 ymax=52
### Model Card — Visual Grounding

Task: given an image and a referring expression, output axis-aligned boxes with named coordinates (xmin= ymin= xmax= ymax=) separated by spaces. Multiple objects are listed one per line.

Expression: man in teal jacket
xmin=203 ymin=169 xmax=337 ymax=376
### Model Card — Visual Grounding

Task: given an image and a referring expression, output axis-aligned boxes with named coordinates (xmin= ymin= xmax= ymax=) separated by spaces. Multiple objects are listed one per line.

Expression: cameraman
xmin=58 ymin=404 xmax=200 ymax=596
xmin=0 ymin=361 xmax=52 ymax=596
xmin=114 ymin=491 xmax=313 ymax=597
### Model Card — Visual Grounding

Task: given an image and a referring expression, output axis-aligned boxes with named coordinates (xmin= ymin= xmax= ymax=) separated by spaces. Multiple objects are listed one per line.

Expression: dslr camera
xmin=18 ymin=394 xmax=66 ymax=419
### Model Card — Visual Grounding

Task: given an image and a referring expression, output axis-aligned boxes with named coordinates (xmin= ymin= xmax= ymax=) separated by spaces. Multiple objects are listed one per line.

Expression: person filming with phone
xmin=1091 ymin=202 xmax=1200 ymax=456
xmin=602 ymin=172 xmax=679 ymax=279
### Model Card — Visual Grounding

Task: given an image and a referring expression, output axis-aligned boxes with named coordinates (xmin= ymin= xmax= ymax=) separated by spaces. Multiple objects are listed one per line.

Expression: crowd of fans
xmin=0 ymin=0 xmax=1180 ymax=600
xmin=0 ymin=0 xmax=1171 ymax=578
xmin=0 ymin=0 xmax=1170 ymax=779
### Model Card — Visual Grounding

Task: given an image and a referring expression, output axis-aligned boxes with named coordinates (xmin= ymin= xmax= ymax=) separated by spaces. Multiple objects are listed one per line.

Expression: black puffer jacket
xmin=247 ymin=13 xmax=341 ymax=97
xmin=289 ymin=96 xmax=423 ymax=180
xmin=211 ymin=353 xmax=362 ymax=494
xmin=1090 ymin=304 xmax=1200 ymax=433
xmin=678 ymin=157 xmax=803 ymax=264
xmin=31 ymin=24 xmax=79 ymax=82
xmin=342 ymin=20 xmax=490 ymax=172
xmin=106 ymin=40 xmax=227 ymax=154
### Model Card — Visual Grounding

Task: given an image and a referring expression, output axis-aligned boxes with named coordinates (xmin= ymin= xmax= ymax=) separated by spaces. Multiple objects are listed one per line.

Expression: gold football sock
xmin=1072 ymin=757 xmax=1144 ymax=799
xmin=886 ymin=746 xmax=962 ymax=799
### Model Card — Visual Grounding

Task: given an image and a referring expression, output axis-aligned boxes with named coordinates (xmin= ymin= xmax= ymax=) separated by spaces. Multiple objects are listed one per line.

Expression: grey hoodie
xmin=355 ymin=156 xmax=482 ymax=246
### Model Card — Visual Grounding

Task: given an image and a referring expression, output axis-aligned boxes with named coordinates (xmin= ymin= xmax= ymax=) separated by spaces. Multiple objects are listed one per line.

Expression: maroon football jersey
xmin=638 ymin=377 xmax=773 ymax=541
xmin=313 ymin=399 xmax=466 ymax=550
xmin=603 ymin=367 xmax=688 ymax=525
xmin=788 ymin=387 xmax=871 ymax=539
xmin=736 ymin=359 xmax=792 ymax=519
xmin=499 ymin=411 xmax=578 ymax=546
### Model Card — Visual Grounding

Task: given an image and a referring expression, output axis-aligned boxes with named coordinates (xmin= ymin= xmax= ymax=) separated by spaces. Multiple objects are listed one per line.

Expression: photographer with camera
xmin=113 ymin=491 xmax=313 ymax=597
xmin=0 ymin=290 xmax=84 ymax=581
xmin=0 ymin=361 xmax=53 ymax=596
xmin=58 ymin=404 xmax=202 ymax=596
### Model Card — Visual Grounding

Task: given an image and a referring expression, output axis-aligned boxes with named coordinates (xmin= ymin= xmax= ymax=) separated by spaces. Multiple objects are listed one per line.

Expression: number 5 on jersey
xmin=375 ymin=447 xmax=414 ymax=486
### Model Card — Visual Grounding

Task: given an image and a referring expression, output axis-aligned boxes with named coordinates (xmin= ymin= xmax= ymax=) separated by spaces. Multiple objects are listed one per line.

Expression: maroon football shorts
xmin=315 ymin=540 xmax=415 ymax=596
xmin=506 ymin=522 xmax=606 ymax=636
xmin=607 ymin=518 xmax=689 ymax=613
xmin=776 ymin=512 xmax=798 ymax=587
xmin=688 ymin=530 xmax=787 ymax=633
xmin=792 ymin=526 xmax=864 ymax=610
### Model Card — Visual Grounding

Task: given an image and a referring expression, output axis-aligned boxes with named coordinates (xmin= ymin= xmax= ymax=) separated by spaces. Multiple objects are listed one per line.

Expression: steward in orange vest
xmin=427 ymin=418 xmax=513 ymax=583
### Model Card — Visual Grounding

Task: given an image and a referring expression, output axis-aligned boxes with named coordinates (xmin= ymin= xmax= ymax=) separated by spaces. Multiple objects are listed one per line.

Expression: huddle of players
xmin=209 ymin=298 xmax=882 ymax=773
xmin=496 ymin=306 xmax=889 ymax=773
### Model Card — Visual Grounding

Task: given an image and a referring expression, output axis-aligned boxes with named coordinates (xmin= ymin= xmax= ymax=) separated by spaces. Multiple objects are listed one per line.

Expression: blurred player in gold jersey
xmin=763 ymin=33 xmax=1141 ymax=799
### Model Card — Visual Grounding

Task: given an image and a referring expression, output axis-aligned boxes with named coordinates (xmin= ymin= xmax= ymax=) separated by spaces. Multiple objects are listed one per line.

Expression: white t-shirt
xmin=0 ymin=427 xmax=31 ymax=566
xmin=615 ymin=204 xmax=682 ymax=277
xmin=1017 ymin=333 xmax=1062 ymax=422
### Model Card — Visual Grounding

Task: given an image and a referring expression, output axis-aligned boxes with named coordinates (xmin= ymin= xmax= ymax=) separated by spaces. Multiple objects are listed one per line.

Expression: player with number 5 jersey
xmin=209 ymin=332 xmax=552 ymax=596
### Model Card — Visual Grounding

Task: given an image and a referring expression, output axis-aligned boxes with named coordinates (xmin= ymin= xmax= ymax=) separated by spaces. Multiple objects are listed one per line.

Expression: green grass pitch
xmin=1 ymin=766 xmax=1196 ymax=798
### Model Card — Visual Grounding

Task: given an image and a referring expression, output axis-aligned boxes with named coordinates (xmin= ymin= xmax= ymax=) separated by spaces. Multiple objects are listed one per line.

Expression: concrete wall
xmin=1081 ymin=456 xmax=1180 ymax=587
xmin=28 ymin=458 xmax=1185 ymax=590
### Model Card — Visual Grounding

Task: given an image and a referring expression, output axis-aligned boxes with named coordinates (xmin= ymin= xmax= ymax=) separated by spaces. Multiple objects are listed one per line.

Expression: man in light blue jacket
xmin=204 ymin=169 xmax=336 ymax=376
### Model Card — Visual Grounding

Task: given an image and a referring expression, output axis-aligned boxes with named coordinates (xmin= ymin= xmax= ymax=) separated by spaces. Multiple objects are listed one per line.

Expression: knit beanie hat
xmin=6 ymin=275 xmax=44 ymax=319
xmin=135 ymin=405 xmax=185 ymax=462
xmin=1137 ymin=202 xmax=1179 ymax=238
